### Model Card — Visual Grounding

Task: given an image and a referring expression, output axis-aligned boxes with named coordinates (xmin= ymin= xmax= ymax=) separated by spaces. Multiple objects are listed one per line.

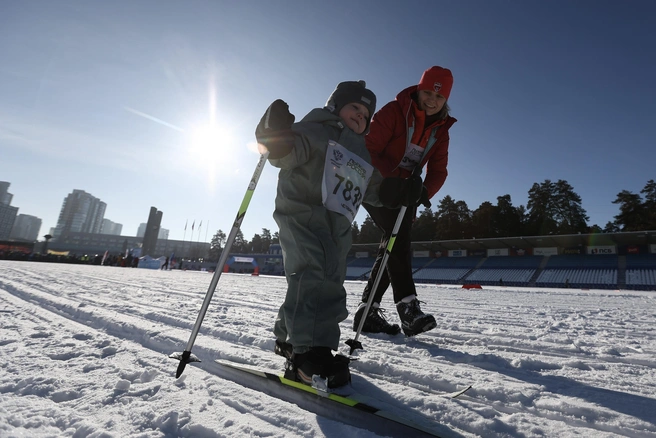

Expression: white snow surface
xmin=1 ymin=261 xmax=655 ymax=437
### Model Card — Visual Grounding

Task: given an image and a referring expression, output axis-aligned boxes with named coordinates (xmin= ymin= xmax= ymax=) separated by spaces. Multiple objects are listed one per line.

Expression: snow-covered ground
xmin=1 ymin=260 xmax=655 ymax=437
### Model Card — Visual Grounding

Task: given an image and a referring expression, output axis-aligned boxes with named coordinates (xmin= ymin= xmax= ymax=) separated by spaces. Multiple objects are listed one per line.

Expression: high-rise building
xmin=0 ymin=204 xmax=18 ymax=240
xmin=101 ymin=219 xmax=123 ymax=236
xmin=0 ymin=181 xmax=13 ymax=205
xmin=9 ymin=214 xmax=42 ymax=241
xmin=0 ymin=182 xmax=18 ymax=239
xmin=53 ymin=190 xmax=106 ymax=238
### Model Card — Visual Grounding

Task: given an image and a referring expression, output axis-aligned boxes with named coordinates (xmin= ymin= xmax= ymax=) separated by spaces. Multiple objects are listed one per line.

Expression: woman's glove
xmin=419 ymin=186 xmax=431 ymax=208
xmin=379 ymin=175 xmax=425 ymax=208
xmin=404 ymin=174 xmax=423 ymax=206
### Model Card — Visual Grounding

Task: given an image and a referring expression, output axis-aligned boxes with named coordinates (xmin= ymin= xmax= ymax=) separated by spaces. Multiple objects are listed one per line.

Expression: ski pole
xmin=170 ymin=151 xmax=269 ymax=377
xmin=346 ymin=204 xmax=408 ymax=355
xmin=346 ymin=167 xmax=422 ymax=356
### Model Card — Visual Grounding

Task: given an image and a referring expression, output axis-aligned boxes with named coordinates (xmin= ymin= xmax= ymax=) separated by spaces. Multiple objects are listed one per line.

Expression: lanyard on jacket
xmin=406 ymin=125 xmax=439 ymax=160
xmin=392 ymin=105 xmax=439 ymax=173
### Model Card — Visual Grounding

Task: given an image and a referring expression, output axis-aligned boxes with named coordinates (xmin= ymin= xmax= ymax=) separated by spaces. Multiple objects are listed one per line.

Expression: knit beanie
xmin=417 ymin=66 xmax=453 ymax=100
xmin=325 ymin=80 xmax=377 ymax=133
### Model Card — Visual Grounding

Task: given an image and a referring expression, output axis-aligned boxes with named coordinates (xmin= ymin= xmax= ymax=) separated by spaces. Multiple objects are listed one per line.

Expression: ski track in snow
xmin=1 ymin=261 xmax=655 ymax=437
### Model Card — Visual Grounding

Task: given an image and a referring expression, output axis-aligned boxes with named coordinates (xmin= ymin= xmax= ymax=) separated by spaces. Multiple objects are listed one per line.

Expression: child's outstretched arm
xmin=362 ymin=169 xmax=384 ymax=208
xmin=255 ymin=99 xmax=296 ymax=159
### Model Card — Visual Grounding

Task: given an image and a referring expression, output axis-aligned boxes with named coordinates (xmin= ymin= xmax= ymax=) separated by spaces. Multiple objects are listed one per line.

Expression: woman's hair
xmin=436 ymin=102 xmax=451 ymax=120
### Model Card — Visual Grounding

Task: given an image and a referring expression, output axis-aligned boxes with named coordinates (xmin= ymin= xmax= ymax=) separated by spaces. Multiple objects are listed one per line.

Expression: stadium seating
xmin=464 ymin=268 xmax=535 ymax=286
xmin=414 ymin=268 xmax=471 ymax=284
xmin=343 ymin=253 xmax=654 ymax=290
xmin=625 ymin=254 xmax=656 ymax=290
xmin=535 ymin=268 xmax=617 ymax=289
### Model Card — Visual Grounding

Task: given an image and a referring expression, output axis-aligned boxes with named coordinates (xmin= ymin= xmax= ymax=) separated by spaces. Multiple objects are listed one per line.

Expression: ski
xmin=447 ymin=385 xmax=473 ymax=398
xmin=215 ymin=359 xmax=463 ymax=438
xmin=351 ymin=370 xmax=473 ymax=399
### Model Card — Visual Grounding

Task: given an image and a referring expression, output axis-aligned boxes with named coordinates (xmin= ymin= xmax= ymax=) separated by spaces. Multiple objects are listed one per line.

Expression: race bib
xmin=398 ymin=143 xmax=425 ymax=171
xmin=322 ymin=141 xmax=374 ymax=222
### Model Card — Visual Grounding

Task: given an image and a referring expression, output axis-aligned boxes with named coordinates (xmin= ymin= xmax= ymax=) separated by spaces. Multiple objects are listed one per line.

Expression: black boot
xmin=396 ymin=298 xmax=436 ymax=336
xmin=353 ymin=303 xmax=401 ymax=335
xmin=274 ymin=340 xmax=293 ymax=360
xmin=286 ymin=347 xmax=351 ymax=389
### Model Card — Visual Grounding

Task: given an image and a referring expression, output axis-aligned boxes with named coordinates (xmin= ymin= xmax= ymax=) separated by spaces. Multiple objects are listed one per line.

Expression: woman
xmin=353 ymin=66 xmax=457 ymax=337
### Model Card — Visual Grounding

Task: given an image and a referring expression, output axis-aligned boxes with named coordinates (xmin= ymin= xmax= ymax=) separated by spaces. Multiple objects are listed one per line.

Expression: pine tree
xmin=209 ymin=229 xmax=226 ymax=262
xmin=471 ymin=201 xmax=495 ymax=239
xmin=351 ymin=222 xmax=360 ymax=244
xmin=641 ymin=180 xmax=656 ymax=229
xmin=612 ymin=190 xmax=647 ymax=231
xmin=526 ymin=180 xmax=587 ymax=235
xmin=493 ymin=195 xmax=523 ymax=237
xmin=411 ymin=208 xmax=436 ymax=241
xmin=358 ymin=215 xmax=383 ymax=243
xmin=526 ymin=180 xmax=559 ymax=235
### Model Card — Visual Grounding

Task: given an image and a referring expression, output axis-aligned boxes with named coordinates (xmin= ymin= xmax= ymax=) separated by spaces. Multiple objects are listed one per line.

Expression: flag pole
xmin=182 ymin=220 xmax=188 ymax=259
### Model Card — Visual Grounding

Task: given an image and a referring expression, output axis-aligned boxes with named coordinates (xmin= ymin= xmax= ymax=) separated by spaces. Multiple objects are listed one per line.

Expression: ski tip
xmin=449 ymin=385 xmax=473 ymax=398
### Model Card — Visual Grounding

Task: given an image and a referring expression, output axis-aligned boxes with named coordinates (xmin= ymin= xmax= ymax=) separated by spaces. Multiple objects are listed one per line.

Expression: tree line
xmin=207 ymin=179 xmax=656 ymax=260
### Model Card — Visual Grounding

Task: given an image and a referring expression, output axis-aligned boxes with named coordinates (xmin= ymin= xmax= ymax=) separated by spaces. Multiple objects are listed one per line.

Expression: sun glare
xmin=189 ymin=124 xmax=228 ymax=157
xmin=186 ymin=123 xmax=236 ymax=169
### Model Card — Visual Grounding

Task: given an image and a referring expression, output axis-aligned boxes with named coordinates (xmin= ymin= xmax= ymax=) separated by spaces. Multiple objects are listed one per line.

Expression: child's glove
xmin=256 ymin=99 xmax=295 ymax=133
xmin=255 ymin=100 xmax=295 ymax=159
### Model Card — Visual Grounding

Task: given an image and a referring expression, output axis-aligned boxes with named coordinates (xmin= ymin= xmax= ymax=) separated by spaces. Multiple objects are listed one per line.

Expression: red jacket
xmin=365 ymin=85 xmax=457 ymax=200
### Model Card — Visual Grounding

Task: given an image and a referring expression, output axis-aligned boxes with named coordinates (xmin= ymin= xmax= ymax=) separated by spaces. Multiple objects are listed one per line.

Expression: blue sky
xmin=2 ymin=1 xmax=655 ymax=243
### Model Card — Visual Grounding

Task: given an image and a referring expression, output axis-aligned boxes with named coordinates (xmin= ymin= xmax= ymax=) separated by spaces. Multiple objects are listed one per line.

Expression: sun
xmin=189 ymin=123 xmax=232 ymax=158
xmin=185 ymin=122 xmax=236 ymax=172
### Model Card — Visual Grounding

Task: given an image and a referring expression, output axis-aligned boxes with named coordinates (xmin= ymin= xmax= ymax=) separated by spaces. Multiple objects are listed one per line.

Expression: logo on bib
xmin=346 ymin=159 xmax=367 ymax=179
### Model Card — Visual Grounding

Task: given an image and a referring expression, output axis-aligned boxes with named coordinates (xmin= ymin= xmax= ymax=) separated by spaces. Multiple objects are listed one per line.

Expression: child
xmin=255 ymin=81 xmax=379 ymax=388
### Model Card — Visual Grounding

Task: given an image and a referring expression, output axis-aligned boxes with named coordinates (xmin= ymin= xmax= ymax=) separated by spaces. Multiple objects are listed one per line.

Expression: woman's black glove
xmin=404 ymin=175 xmax=423 ymax=206
xmin=419 ymin=186 xmax=431 ymax=208
xmin=255 ymin=99 xmax=296 ymax=159
xmin=379 ymin=175 xmax=425 ymax=208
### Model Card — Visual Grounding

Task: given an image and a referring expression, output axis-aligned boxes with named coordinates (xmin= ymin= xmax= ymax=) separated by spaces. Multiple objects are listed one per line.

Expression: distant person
xmin=161 ymin=257 xmax=169 ymax=270
xmin=499 ymin=278 xmax=504 ymax=286
xmin=353 ymin=66 xmax=457 ymax=337
xmin=256 ymin=80 xmax=382 ymax=388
